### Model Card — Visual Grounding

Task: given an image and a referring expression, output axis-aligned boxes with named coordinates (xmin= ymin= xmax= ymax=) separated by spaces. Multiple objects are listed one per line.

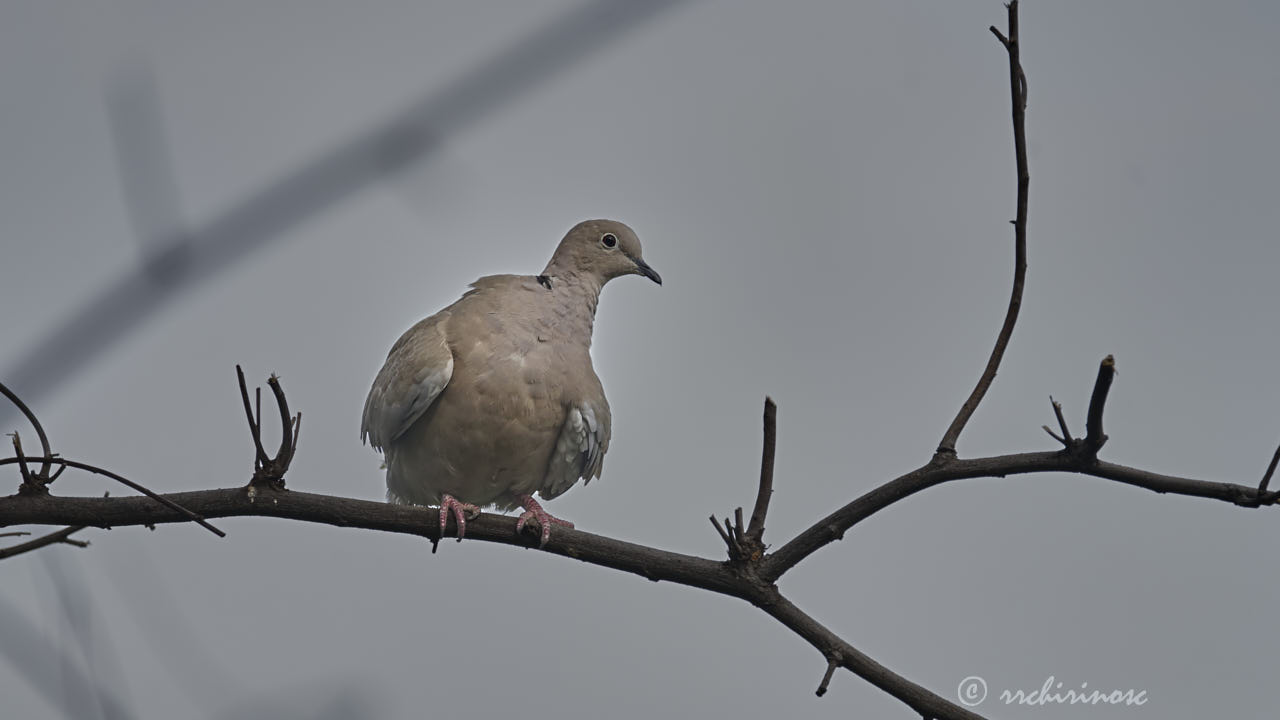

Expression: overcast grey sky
xmin=3 ymin=1 xmax=1280 ymax=718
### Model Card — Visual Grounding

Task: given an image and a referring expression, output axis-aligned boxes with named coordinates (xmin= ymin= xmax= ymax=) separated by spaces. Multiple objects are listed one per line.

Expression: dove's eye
xmin=601 ymin=233 xmax=617 ymax=249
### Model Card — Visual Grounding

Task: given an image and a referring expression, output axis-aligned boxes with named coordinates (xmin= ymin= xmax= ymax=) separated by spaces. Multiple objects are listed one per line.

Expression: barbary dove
xmin=361 ymin=219 xmax=661 ymax=546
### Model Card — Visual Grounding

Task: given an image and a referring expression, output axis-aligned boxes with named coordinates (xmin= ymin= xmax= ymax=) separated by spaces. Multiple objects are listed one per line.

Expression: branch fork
xmin=2 ymin=380 xmax=224 ymax=556
xmin=1042 ymin=355 xmax=1115 ymax=458
xmin=236 ymin=365 xmax=301 ymax=490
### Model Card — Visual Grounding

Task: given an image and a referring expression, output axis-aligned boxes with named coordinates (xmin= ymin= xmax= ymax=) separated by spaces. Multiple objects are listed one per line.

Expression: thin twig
xmin=1042 ymin=426 xmax=1066 ymax=445
xmin=744 ymin=397 xmax=777 ymax=549
xmin=236 ymin=366 xmax=270 ymax=469
xmin=0 ymin=381 xmax=53 ymax=478
xmin=1257 ymin=441 xmax=1280 ymax=496
xmin=709 ymin=515 xmax=733 ymax=550
xmin=267 ymin=374 xmax=294 ymax=465
xmin=10 ymin=432 xmax=34 ymax=490
xmin=1084 ymin=355 xmax=1116 ymax=452
xmin=726 ymin=515 xmax=742 ymax=557
xmin=238 ymin=367 xmax=300 ymax=488
xmin=0 ymin=526 xmax=89 ymax=560
xmin=937 ymin=0 xmax=1028 ymax=456
xmin=1051 ymin=396 xmax=1073 ymax=443
xmin=1043 ymin=395 xmax=1073 ymax=447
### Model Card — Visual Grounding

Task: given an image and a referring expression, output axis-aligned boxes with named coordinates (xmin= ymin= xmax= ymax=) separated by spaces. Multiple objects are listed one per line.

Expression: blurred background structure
xmin=3 ymin=1 xmax=1280 ymax=718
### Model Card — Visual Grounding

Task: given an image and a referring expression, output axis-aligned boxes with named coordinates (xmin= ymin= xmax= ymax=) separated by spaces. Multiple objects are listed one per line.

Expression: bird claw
xmin=514 ymin=494 xmax=574 ymax=548
xmin=439 ymin=494 xmax=482 ymax=541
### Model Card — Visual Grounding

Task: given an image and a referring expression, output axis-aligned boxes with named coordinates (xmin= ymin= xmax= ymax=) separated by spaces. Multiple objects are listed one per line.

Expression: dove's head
xmin=545 ymin=219 xmax=661 ymax=287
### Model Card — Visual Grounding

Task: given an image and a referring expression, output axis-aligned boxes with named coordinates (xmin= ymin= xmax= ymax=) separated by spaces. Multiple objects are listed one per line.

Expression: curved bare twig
xmin=0 ymin=381 xmax=54 ymax=480
xmin=937 ymin=0 xmax=1029 ymax=455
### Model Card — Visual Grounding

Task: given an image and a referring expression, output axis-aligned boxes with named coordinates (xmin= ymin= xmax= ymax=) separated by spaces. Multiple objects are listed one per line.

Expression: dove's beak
xmin=633 ymin=258 xmax=662 ymax=285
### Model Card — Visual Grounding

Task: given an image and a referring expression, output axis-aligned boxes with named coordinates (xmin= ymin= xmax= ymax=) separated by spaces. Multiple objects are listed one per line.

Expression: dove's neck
xmin=541 ymin=270 xmax=602 ymax=344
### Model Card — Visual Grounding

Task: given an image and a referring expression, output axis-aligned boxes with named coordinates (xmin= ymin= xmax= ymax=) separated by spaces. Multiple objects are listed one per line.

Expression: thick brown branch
xmin=763 ymin=450 xmax=1276 ymax=583
xmin=0 ymin=456 xmax=224 ymax=537
xmin=938 ymin=0 xmax=1028 ymax=455
xmin=0 ymin=526 xmax=88 ymax=560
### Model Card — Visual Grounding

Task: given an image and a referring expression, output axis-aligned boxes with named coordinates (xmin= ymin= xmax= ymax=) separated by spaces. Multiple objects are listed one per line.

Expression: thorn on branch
xmin=816 ymin=654 xmax=840 ymax=697
xmin=237 ymin=365 xmax=302 ymax=490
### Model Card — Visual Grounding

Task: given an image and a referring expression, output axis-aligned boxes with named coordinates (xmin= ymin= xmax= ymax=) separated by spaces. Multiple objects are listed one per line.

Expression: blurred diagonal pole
xmin=105 ymin=61 xmax=187 ymax=283
xmin=0 ymin=0 xmax=689 ymax=422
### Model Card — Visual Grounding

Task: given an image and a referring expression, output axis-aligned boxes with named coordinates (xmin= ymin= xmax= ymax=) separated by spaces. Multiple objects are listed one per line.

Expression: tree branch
xmin=757 ymin=591 xmax=985 ymax=719
xmin=745 ymin=396 xmax=777 ymax=549
xmin=1258 ymin=441 xmax=1280 ymax=496
xmin=0 ymin=381 xmax=54 ymax=480
xmin=237 ymin=366 xmax=302 ymax=489
xmin=6 ymin=5 xmax=1263 ymax=720
xmin=0 ymin=483 xmax=979 ymax=718
xmin=1084 ymin=354 xmax=1115 ymax=452
xmin=0 ymin=455 xmax=224 ymax=537
xmin=0 ymin=525 xmax=88 ymax=560
xmin=6 ymin=422 xmax=1275 ymax=720
xmin=937 ymin=0 xmax=1029 ymax=455
xmin=1045 ymin=396 xmax=1073 ymax=447
xmin=763 ymin=447 xmax=1276 ymax=583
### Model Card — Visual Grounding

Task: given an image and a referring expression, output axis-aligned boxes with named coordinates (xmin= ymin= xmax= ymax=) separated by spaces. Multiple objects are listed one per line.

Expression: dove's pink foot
xmin=515 ymin=494 xmax=574 ymax=547
xmin=439 ymin=494 xmax=482 ymax=541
